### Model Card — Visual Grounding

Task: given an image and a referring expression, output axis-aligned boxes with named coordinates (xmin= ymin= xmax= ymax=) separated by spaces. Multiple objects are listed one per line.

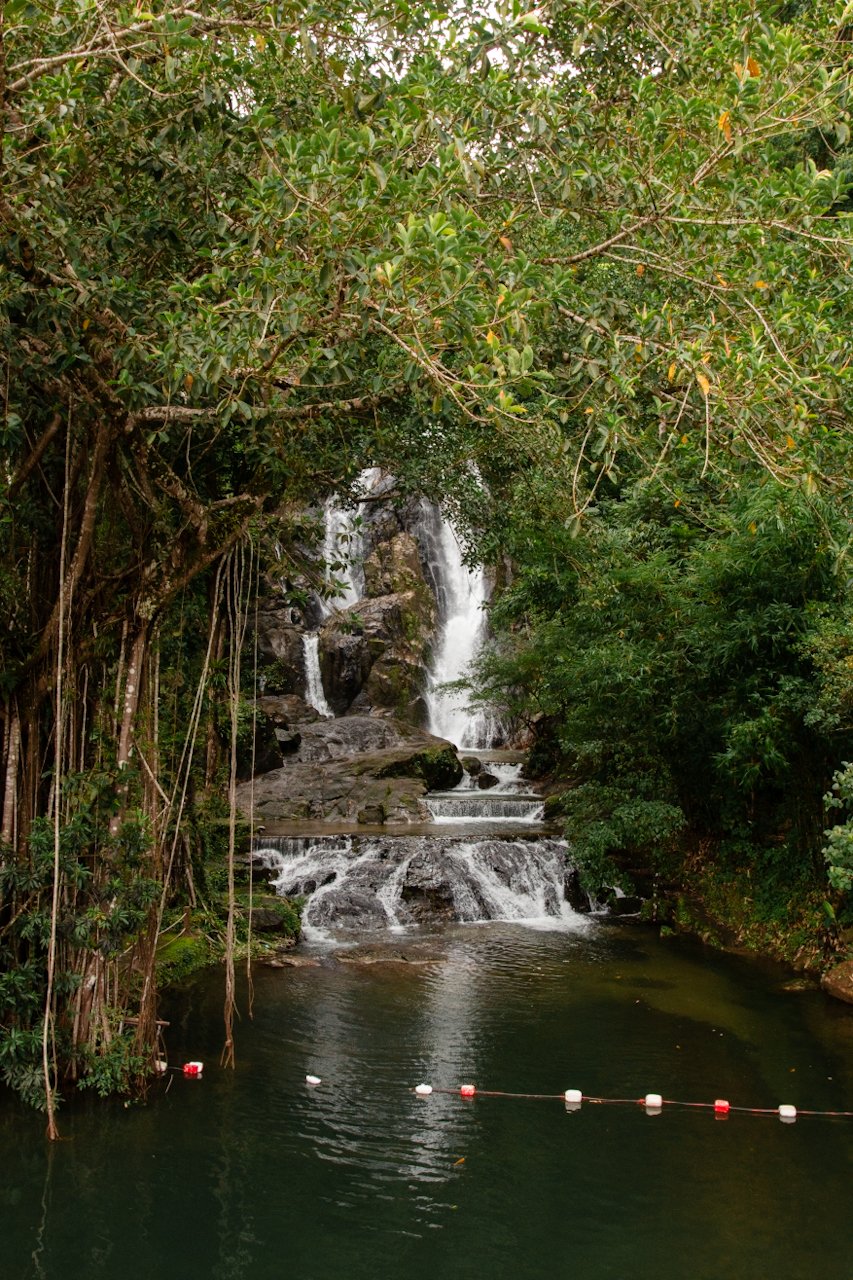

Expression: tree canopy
xmin=4 ymin=0 xmax=853 ymax=1118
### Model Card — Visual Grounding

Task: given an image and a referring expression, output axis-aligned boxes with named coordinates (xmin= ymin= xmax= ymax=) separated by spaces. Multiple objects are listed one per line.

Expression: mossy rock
xmin=543 ymin=793 xmax=566 ymax=820
xmin=157 ymin=934 xmax=210 ymax=981
xmin=374 ymin=744 xmax=462 ymax=791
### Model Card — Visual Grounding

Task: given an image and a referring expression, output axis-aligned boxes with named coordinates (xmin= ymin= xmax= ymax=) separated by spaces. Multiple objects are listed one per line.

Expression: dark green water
xmin=3 ymin=922 xmax=853 ymax=1280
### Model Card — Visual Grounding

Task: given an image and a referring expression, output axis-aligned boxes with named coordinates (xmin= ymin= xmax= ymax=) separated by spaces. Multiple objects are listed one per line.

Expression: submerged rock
xmin=821 ymin=960 xmax=853 ymax=1004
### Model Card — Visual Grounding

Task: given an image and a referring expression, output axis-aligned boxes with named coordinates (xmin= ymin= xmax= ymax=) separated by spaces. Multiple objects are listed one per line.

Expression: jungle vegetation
xmin=3 ymin=0 xmax=853 ymax=1126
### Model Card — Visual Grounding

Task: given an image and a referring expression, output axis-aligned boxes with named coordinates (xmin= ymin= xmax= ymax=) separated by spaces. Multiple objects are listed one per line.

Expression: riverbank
xmin=154 ymin=865 xmax=303 ymax=986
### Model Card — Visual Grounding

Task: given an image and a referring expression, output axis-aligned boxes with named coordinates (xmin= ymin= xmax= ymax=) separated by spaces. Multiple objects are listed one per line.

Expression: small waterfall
xmin=302 ymin=634 xmax=333 ymax=718
xmin=414 ymin=504 xmax=498 ymax=749
xmin=318 ymin=497 xmax=364 ymax=617
xmin=302 ymin=471 xmax=381 ymax=716
xmin=316 ymin=468 xmax=380 ymax=617
xmin=453 ymin=762 xmax=528 ymax=794
xmin=424 ymin=794 xmax=545 ymax=822
xmin=252 ymin=834 xmax=587 ymax=934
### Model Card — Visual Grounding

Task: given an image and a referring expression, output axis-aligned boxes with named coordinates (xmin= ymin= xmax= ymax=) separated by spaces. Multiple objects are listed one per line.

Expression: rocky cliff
xmin=318 ymin=532 xmax=435 ymax=723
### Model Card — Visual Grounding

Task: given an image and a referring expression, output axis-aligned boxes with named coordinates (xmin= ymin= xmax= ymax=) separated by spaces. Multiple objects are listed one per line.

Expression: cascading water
xmin=317 ymin=496 xmax=365 ymax=617
xmin=414 ymin=503 xmax=500 ymax=750
xmin=426 ymin=761 xmax=543 ymax=821
xmin=254 ymin=490 xmax=585 ymax=936
xmin=302 ymin=634 xmax=333 ymax=718
xmin=301 ymin=469 xmax=379 ymax=713
xmin=252 ymin=834 xmax=587 ymax=936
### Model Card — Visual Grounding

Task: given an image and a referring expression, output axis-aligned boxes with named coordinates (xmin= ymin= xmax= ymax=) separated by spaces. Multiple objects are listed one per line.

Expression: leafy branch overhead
xmin=4 ymin=0 xmax=853 ymax=1110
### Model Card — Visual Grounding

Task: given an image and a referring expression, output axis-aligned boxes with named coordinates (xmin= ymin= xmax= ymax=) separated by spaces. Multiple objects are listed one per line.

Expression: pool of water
xmin=3 ymin=922 xmax=853 ymax=1280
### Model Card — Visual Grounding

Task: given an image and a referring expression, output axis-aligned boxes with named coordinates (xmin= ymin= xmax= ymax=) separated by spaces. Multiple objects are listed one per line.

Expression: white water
xmin=301 ymin=472 xmax=382 ymax=714
xmin=424 ymin=795 xmax=545 ymax=822
xmin=414 ymin=504 xmax=498 ymax=749
xmin=453 ymin=762 xmax=528 ymax=794
xmin=252 ymin=834 xmax=587 ymax=935
xmin=317 ymin=498 xmax=363 ymax=616
xmin=302 ymin=634 xmax=333 ymax=718
xmin=316 ymin=468 xmax=381 ymax=617
xmin=266 ymin=492 xmax=570 ymax=938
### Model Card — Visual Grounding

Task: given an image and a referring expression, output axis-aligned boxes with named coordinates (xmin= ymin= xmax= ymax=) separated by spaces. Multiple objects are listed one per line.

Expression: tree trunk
xmin=1 ymin=704 xmax=20 ymax=849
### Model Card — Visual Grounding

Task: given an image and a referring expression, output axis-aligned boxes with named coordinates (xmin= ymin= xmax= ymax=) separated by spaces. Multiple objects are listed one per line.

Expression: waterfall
xmin=414 ymin=503 xmax=498 ymax=750
xmin=424 ymin=795 xmax=545 ymax=822
xmin=252 ymin=834 xmax=588 ymax=935
xmin=316 ymin=468 xmax=381 ymax=617
xmin=317 ymin=497 xmax=364 ymax=617
xmin=302 ymin=634 xmax=334 ymax=718
xmin=302 ymin=471 xmax=382 ymax=716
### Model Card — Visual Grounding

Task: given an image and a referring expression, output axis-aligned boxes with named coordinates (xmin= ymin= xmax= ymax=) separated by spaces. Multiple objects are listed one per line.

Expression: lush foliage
xmin=5 ymin=0 xmax=853 ymax=1113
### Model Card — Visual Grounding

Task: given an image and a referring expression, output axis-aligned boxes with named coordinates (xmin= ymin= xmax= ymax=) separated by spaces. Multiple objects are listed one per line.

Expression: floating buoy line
xmin=162 ymin=1069 xmax=853 ymax=1123
xmin=405 ymin=1083 xmax=853 ymax=1123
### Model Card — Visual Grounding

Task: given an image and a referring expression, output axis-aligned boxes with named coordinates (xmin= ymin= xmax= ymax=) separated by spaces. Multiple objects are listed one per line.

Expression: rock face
xmin=821 ymin=960 xmax=853 ymax=1004
xmin=237 ymin=695 xmax=320 ymax=781
xmin=236 ymin=716 xmax=462 ymax=824
xmin=318 ymin=532 xmax=436 ymax=724
xmin=256 ymin=695 xmax=319 ymax=728
xmin=245 ymin=597 xmax=307 ymax=697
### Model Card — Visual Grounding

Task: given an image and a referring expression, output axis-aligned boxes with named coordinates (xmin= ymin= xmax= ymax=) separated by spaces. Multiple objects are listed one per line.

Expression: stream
xmin=3 ymin=927 xmax=853 ymax=1279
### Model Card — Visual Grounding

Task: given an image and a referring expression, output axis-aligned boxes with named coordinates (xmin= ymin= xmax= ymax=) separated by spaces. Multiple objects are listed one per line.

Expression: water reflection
xmin=3 ymin=924 xmax=853 ymax=1280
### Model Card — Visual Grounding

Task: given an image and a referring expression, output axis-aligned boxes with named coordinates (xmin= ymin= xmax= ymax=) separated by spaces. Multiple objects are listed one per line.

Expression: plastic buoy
xmin=644 ymin=1093 xmax=663 ymax=1109
xmin=154 ymin=1059 xmax=168 ymax=1075
xmin=415 ymin=1084 xmax=433 ymax=1095
xmin=714 ymin=1099 xmax=730 ymax=1114
xmin=779 ymin=1104 xmax=797 ymax=1123
xmin=306 ymin=1074 xmax=321 ymax=1086
xmin=183 ymin=1061 xmax=203 ymax=1077
xmin=460 ymin=1084 xmax=476 ymax=1097
xmin=564 ymin=1089 xmax=583 ymax=1104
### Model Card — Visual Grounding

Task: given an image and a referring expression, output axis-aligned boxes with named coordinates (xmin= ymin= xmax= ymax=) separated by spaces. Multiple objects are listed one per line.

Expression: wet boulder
xmin=563 ymin=869 xmax=591 ymax=914
xmin=243 ymin=908 xmax=286 ymax=932
xmin=316 ymin=628 xmax=373 ymax=715
xmin=373 ymin=742 xmax=462 ymax=791
xmin=256 ymin=694 xmax=319 ymax=728
xmin=319 ymin=588 xmax=435 ymax=722
xmin=821 ymin=960 xmax=853 ymax=1004
xmin=363 ymin=532 xmax=425 ymax=596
